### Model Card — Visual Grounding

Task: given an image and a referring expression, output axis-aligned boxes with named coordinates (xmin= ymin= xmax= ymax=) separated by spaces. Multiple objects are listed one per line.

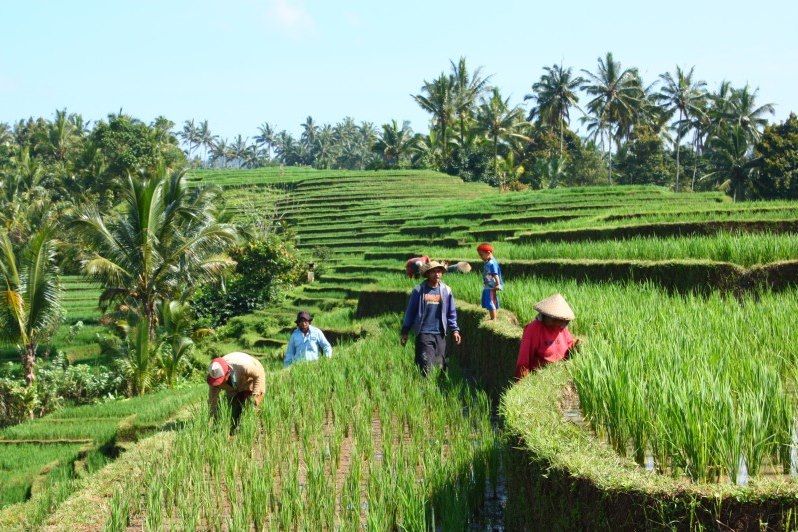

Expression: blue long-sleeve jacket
xmin=401 ymin=281 xmax=459 ymax=336
xmin=284 ymin=325 xmax=333 ymax=367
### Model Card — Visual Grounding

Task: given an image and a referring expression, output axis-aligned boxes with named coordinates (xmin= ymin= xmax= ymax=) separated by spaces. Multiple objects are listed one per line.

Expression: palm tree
xmin=210 ymin=138 xmax=230 ymax=167
xmin=477 ymin=88 xmax=529 ymax=181
xmin=69 ymin=165 xmax=237 ymax=335
xmin=656 ymin=66 xmax=707 ymax=191
xmin=525 ymin=64 xmax=584 ymax=157
xmin=179 ymin=119 xmax=199 ymax=158
xmin=413 ymin=73 xmax=455 ymax=167
xmin=42 ymin=109 xmax=77 ymax=163
xmin=274 ymin=131 xmax=300 ymax=165
xmin=196 ymin=120 xmax=214 ymax=166
xmin=254 ymin=122 xmax=275 ymax=160
xmin=727 ymin=85 xmax=775 ymax=143
xmin=702 ymin=124 xmax=758 ymax=202
xmin=230 ymin=135 xmax=249 ymax=168
xmin=374 ymin=120 xmax=414 ymax=167
xmin=581 ymin=52 xmax=644 ymax=183
xmin=450 ymin=57 xmax=491 ymax=146
xmin=117 ymin=318 xmax=152 ymax=396
xmin=0 ymin=228 xmax=62 ymax=387
xmin=0 ymin=122 xmax=15 ymax=147
xmin=155 ymin=300 xmax=204 ymax=388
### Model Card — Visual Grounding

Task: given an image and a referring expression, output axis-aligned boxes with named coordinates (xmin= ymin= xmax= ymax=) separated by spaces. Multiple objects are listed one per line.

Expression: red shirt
xmin=516 ymin=318 xmax=575 ymax=378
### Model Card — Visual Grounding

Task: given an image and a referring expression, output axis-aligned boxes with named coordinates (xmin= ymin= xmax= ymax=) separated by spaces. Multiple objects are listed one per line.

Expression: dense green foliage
xmin=194 ymin=236 xmax=305 ymax=327
xmin=753 ymin=113 xmax=798 ymax=199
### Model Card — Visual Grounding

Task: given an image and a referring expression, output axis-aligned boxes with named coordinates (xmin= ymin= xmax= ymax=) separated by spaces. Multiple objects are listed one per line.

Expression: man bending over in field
xmin=207 ymin=352 xmax=265 ymax=429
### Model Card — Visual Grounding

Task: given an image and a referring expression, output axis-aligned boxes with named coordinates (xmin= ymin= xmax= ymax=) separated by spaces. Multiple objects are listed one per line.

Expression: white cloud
xmin=266 ymin=0 xmax=315 ymax=37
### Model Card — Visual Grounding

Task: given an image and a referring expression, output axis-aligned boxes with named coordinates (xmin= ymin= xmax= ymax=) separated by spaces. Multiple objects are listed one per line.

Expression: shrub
xmin=195 ymin=236 xmax=304 ymax=326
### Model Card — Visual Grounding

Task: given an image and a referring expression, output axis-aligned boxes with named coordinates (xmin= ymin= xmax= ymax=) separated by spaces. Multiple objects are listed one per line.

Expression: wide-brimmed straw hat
xmin=420 ymin=261 xmax=447 ymax=275
xmin=534 ymin=293 xmax=575 ymax=321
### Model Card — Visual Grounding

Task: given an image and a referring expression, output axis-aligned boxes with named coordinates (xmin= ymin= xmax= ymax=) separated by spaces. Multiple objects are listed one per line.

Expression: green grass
xmin=375 ymin=270 xmax=798 ymax=483
xmin=102 ymin=322 xmax=498 ymax=529
xmin=0 ymin=443 xmax=85 ymax=508
xmin=407 ymin=232 xmax=798 ymax=267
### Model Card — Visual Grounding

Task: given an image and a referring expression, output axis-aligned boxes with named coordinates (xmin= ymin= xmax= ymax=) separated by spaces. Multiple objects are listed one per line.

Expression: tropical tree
xmin=374 ymin=120 xmax=414 ymax=167
xmin=726 ymin=85 xmax=775 ymax=143
xmin=195 ymin=120 xmax=214 ymax=166
xmin=656 ymin=66 xmax=707 ymax=190
xmin=155 ymin=300 xmax=205 ymax=388
xmin=179 ymin=119 xmax=199 ymax=159
xmin=230 ymin=135 xmax=249 ymax=168
xmin=525 ymin=64 xmax=583 ymax=157
xmin=702 ymin=125 xmax=758 ymax=201
xmin=210 ymin=138 xmax=230 ymax=167
xmin=413 ymin=74 xmax=455 ymax=167
xmin=40 ymin=109 xmax=78 ymax=163
xmin=254 ymin=122 xmax=275 ymax=161
xmin=581 ymin=52 xmax=644 ymax=182
xmin=69 ymin=165 xmax=237 ymax=335
xmin=117 ymin=318 xmax=152 ymax=396
xmin=476 ymin=88 xmax=529 ymax=179
xmin=450 ymin=57 xmax=491 ymax=146
xmin=0 ymin=228 xmax=62 ymax=386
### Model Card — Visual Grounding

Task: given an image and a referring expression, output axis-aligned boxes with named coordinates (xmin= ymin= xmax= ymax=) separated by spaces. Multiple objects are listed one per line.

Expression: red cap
xmin=207 ymin=357 xmax=230 ymax=387
xmin=476 ymin=243 xmax=494 ymax=253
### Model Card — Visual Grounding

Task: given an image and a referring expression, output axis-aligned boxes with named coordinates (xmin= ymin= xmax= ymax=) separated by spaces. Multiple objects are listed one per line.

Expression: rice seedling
xmin=106 ymin=322 xmax=496 ymax=528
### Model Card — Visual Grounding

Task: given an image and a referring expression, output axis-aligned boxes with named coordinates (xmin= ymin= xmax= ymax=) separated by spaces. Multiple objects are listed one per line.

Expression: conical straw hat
xmin=533 ymin=293 xmax=575 ymax=321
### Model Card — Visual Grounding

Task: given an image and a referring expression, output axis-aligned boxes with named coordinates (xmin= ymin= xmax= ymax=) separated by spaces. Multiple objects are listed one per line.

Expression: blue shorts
xmin=481 ymin=288 xmax=499 ymax=310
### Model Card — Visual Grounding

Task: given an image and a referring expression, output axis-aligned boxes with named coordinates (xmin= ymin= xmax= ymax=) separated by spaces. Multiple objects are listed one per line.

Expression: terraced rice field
xmin=16 ymin=167 xmax=798 ymax=528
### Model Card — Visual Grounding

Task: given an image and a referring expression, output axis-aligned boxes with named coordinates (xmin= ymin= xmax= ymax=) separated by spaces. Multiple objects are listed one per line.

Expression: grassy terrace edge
xmin=356 ymin=287 xmax=798 ymax=530
xmin=359 ymin=255 xmax=798 ymax=295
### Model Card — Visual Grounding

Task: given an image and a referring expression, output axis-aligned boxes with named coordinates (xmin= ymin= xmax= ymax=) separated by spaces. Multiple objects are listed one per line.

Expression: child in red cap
xmin=477 ymin=243 xmax=503 ymax=320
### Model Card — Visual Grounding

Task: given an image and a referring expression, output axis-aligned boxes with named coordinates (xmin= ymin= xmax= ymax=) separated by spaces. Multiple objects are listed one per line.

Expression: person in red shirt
xmin=516 ymin=293 xmax=580 ymax=379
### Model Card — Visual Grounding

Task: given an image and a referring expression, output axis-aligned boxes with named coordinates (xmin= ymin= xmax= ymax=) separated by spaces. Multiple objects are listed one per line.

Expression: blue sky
xmin=2 ymin=0 xmax=796 ymax=140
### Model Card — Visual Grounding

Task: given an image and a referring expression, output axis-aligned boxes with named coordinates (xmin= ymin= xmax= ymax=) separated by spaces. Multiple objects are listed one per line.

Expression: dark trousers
xmin=230 ymin=391 xmax=252 ymax=430
xmin=415 ymin=333 xmax=447 ymax=376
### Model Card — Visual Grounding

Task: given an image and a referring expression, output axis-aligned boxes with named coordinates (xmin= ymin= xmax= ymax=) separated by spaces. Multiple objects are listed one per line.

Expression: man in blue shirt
xmin=400 ymin=261 xmax=462 ymax=376
xmin=283 ymin=311 xmax=333 ymax=367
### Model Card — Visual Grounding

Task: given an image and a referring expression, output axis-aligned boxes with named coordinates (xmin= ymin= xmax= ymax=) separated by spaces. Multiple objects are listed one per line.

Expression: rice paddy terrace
xmin=5 ymin=166 xmax=798 ymax=530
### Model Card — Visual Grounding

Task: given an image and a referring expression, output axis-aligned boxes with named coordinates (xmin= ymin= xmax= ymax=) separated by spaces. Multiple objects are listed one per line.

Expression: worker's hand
xmin=253 ymin=394 xmax=264 ymax=407
xmin=400 ymin=334 xmax=408 ymax=346
xmin=519 ymin=367 xmax=530 ymax=379
xmin=453 ymin=331 xmax=462 ymax=345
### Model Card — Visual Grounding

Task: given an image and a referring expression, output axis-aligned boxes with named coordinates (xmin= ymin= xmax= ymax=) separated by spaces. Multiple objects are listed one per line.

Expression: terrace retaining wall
xmin=359 ymin=254 xmax=798 ymax=294
xmin=356 ymin=287 xmax=798 ymax=531
xmin=512 ymin=219 xmax=798 ymax=244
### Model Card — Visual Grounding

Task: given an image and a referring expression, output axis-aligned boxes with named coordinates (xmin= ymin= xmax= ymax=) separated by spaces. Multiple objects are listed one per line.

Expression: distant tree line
xmin=0 ymin=111 xmax=306 ymax=420
xmin=1 ymin=53 xmax=797 ymax=202
xmin=165 ymin=56 xmax=797 ymax=201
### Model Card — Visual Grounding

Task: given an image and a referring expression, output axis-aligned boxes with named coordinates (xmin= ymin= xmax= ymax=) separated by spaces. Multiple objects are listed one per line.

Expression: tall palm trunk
xmin=605 ymin=126 xmax=613 ymax=184
xmin=675 ymin=109 xmax=682 ymax=192
xmin=22 ymin=343 xmax=36 ymax=387
xmin=493 ymin=133 xmax=500 ymax=189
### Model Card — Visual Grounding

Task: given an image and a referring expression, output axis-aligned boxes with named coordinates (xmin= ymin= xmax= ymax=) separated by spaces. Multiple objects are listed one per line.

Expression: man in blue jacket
xmin=284 ymin=311 xmax=333 ymax=367
xmin=400 ymin=261 xmax=462 ymax=376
